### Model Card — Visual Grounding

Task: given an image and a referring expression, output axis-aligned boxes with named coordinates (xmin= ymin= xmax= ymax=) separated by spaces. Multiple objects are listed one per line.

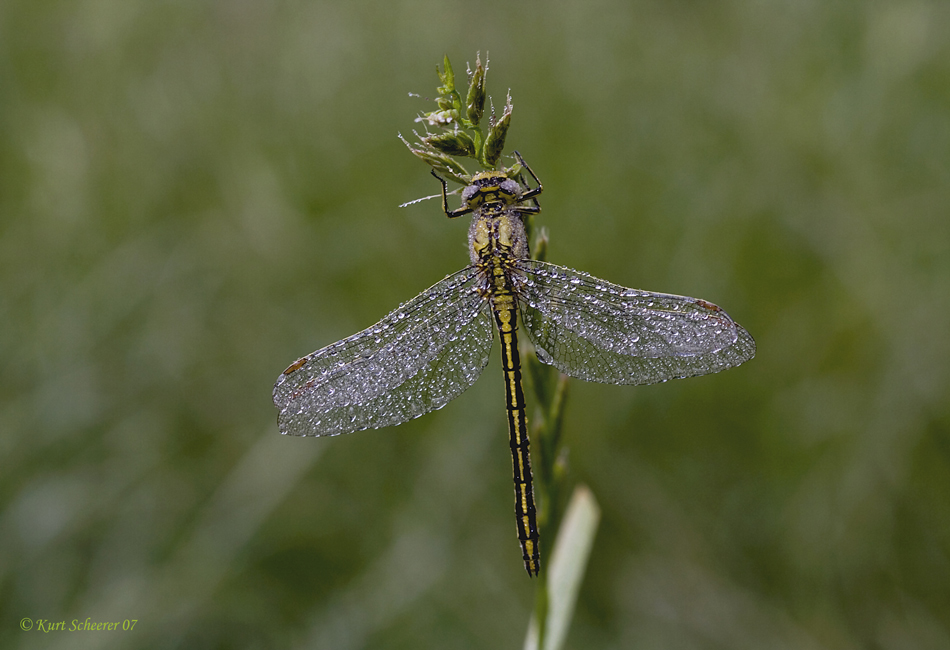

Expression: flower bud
xmin=483 ymin=92 xmax=513 ymax=168
xmin=437 ymin=55 xmax=455 ymax=95
xmin=423 ymin=131 xmax=477 ymax=157
xmin=415 ymin=109 xmax=459 ymax=126
xmin=466 ymin=53 xmax=486 ymax=126
xmin=398 ymin=133 xmax=470 ymax=184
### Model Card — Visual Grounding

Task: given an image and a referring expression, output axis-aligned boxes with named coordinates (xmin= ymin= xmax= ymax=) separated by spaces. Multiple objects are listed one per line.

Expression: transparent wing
xmin=513 ymin=259 xmax=755 ymax=385
xmin=274 ymin=266 xmax=494 ymax=437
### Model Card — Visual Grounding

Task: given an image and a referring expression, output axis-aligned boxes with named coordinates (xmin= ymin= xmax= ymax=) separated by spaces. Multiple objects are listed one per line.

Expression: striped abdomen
xmin=489 ymin=261 xmax=540 ymax=576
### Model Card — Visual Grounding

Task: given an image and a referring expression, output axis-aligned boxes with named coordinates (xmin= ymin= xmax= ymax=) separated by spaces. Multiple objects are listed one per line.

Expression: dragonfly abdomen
xmin=491 ymin=283 xmax=540 ymax=577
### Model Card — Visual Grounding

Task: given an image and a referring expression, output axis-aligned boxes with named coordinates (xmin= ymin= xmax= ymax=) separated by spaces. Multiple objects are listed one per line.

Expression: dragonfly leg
xmin=513 ymin=150 xmax=543 ymax=202
xmin=431 ymin=170 xmax=472 ymax=219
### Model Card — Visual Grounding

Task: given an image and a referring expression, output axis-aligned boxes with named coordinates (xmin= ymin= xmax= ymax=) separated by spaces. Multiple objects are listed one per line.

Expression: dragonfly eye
xmin=500 ymin=179 xmax=520 ymax=196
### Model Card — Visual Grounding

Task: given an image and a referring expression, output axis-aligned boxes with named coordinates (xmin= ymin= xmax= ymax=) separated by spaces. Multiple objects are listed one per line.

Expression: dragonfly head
xmin=462 ymin=171 xmax=522 ymax=209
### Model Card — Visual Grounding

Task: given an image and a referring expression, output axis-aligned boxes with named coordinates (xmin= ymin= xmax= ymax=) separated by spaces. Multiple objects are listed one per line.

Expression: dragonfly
xmin=273 ymin=153 xmax=755 ymax=576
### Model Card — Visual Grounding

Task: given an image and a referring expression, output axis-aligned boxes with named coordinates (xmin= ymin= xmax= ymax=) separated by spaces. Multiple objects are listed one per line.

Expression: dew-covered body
xmin=458 ymin=167 xmax=542 ymax=575
xmin=273 ymin=155 xmax=755 ymax=577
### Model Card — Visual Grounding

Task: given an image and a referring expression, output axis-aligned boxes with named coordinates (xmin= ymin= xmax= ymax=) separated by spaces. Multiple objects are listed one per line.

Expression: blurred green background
xmin=2 ymin=0 xmax=949 ymax=648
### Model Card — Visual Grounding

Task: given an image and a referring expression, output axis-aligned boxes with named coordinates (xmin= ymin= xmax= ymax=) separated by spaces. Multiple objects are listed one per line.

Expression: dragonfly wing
xmin=274 ymin=267 xmax=494 ymax=437
xmin=513 ymin=259 xmax=755 ymax=385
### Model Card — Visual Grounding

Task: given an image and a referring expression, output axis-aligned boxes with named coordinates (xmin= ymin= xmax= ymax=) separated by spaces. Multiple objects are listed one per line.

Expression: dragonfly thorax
xmin=468 ymin=207 xmax=529 ymax=265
